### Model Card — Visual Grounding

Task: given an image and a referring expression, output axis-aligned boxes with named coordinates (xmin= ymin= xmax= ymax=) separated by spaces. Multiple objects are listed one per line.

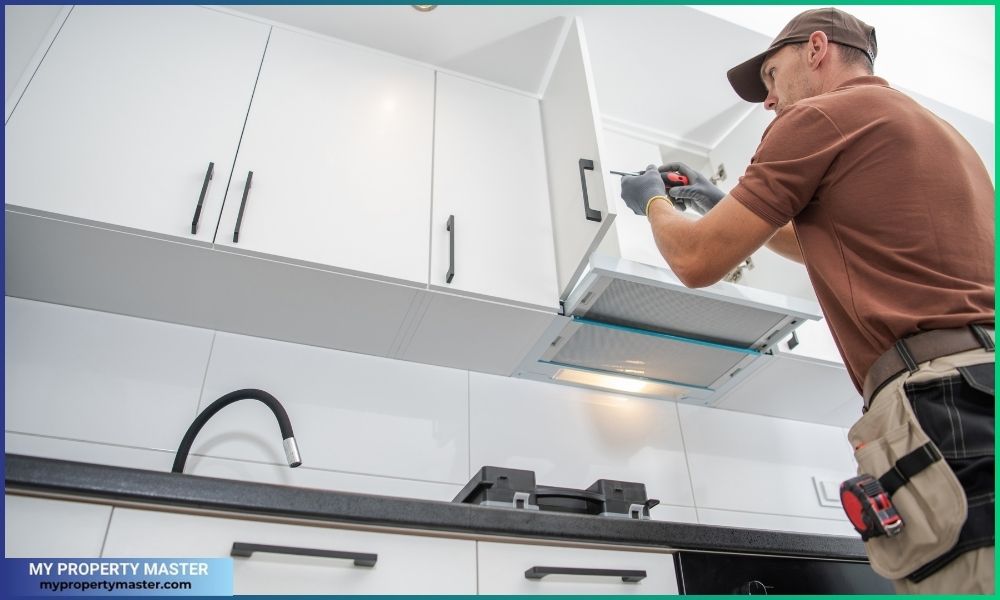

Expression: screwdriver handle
xmin=663 ymin=171 xmax=689 ymax=187
xmin=610 ymin=170 xmax=689 ymax=187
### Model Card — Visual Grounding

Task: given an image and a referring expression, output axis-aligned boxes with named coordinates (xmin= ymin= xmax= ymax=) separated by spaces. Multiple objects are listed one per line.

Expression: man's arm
xmin=646 ymin=194 xmax=781 ymax=287
xmin=765 ymin=223 xmax=803 ymax=263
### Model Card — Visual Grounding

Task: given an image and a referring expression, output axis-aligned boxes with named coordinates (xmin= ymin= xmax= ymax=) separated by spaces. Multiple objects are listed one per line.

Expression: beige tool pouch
xmin=848 ymin=373 xmax=966 ymax=580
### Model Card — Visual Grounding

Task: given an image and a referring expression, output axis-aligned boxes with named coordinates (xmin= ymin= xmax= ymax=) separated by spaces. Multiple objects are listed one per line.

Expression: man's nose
xmin=764 ymin=92 xmax=778 ymax=112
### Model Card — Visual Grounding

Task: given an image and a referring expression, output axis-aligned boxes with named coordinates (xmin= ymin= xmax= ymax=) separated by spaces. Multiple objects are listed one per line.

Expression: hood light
xmin=554 ymin=369 xmax=651 ymax=394
xmin=412 ymin=5 xmax=437 ymax=11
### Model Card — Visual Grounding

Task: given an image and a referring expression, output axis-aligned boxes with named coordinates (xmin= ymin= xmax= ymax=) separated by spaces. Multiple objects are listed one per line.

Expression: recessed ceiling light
xmin=412 ymin=5 xmax=437 ymax=12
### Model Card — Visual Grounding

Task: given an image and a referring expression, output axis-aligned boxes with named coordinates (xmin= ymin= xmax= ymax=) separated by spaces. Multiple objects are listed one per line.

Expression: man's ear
xmin=807 ymin=31 xmax=830 ymax=69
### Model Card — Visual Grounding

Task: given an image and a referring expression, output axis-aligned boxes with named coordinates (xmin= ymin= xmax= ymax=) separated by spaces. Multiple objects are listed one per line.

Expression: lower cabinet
xmin=5 ymin=495 xmax=112 ymax=557
xmin=9 ymin=496 xmax=684 ymax=594
xmin=101 ymin=508 xmax=476 ymax=594
xmin=477 ymin=540 xmax=678 ymax=595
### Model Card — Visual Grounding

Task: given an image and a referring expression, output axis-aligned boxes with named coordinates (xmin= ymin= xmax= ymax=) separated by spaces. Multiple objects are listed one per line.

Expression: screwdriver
xmin=610 ymin=170 xmax=689 ymax=187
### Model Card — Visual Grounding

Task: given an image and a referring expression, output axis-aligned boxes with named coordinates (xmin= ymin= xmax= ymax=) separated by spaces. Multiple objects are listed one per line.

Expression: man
xmin=620 ymin=7 xmax=994 ymax=594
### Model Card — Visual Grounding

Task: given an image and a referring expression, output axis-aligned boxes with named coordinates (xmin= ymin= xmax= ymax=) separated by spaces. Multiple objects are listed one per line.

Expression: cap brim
xmin=727 ymin=49 xmax=769 ymax=103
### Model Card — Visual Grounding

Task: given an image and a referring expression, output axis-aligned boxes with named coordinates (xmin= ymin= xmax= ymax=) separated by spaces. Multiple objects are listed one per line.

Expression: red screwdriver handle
xmin=664 ymin=171 xmax=689 ymax=187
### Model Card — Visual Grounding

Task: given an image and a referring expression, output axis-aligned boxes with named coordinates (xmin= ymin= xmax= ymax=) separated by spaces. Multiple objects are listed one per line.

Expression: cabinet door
xmin=214 ymin=27 xmax=434 ymax=286
xmin=102 ymin=508 xmax=477 ymax=594
xmin=542 ymin=17 xmax=616 ymax=300
xmin=477 ymin=541 xmax=677 ymax=594
xmin=5 ymin=495 xmax=112 ymax=557
xmin=4 ymin=5 xmax=269 ymax=243
xmin=431 ymin=73 xmax=558 ymax=310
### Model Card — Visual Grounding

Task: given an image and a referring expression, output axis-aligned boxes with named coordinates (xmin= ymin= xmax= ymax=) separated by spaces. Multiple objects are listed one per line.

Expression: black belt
xmin=862 ymin=324 xmax=995 ymax=409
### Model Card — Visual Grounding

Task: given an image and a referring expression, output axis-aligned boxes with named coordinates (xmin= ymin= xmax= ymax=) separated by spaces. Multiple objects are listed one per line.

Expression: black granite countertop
xmin=5 ymin=453 xmax=867 ymax=561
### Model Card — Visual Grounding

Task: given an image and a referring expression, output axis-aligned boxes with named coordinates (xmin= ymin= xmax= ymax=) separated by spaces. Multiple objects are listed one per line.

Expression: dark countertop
xmin=5 ymin=453 xmax=867 ymax=561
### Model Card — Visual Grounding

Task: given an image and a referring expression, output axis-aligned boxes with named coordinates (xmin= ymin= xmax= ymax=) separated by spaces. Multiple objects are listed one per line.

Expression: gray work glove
xmin=620 ymin=165 xmax=670 ymax=216
xmin=660 ymin=162 xmax=725 ymax=215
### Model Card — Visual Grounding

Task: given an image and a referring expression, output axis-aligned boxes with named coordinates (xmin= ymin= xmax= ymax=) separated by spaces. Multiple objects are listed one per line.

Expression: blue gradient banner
xmin=3 ymin=558 xmax=233 ymax=596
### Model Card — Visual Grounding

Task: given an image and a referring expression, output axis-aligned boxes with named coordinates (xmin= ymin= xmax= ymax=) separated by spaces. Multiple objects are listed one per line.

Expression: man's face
xmin=760 ymin=43 xmax=816 ymax=115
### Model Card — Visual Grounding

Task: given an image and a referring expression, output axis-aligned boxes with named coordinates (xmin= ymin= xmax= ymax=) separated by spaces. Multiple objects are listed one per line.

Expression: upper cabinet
xmin=541 ymin=19 xmax=617 ymax=302
xmin=4 ymin=5 xmax=270 ymax=244
xmin=430 ymin=73 xmax=557 ymax=309
xmin=212 ymin=28 xmax=435 ymax=286
xmin=427 ymin=19 xmax=613 ymax=311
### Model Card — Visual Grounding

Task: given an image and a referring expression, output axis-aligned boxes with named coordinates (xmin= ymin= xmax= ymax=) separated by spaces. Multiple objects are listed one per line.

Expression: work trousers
xmin=853 ymin=347 xmax=994 ymax=594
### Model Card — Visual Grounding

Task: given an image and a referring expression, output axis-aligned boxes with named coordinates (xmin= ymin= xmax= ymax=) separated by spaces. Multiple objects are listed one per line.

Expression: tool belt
xmin=862 ymin=324 xmax=995 ymax=409
xmin=848 ymin=324 xmax=994 ymax=582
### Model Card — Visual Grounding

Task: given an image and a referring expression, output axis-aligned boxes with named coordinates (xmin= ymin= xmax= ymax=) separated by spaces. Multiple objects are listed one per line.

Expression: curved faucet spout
xmin=172 ymin=389 xmax=301 ymax=474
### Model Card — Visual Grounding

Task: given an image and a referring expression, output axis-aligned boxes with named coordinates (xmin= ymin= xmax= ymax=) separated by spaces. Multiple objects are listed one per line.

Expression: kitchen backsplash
xmin=4 ymin=296 xmax=856 ymax=536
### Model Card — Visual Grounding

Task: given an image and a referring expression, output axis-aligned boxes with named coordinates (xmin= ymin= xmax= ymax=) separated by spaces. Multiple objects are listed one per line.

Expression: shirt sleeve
xmin=729 ymin=104 xmax=847 ymax=227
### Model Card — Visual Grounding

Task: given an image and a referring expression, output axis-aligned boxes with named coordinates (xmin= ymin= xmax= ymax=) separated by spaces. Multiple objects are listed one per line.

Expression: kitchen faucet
xmin=171 ymin=389 xmax=301 ymax=474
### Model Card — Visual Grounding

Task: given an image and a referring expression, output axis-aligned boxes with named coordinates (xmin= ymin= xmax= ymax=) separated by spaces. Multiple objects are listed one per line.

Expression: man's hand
xmin=621 ymin=165 xmax=670 ymax=216
xmin=660 ymin=162 xmax=725 ymax=215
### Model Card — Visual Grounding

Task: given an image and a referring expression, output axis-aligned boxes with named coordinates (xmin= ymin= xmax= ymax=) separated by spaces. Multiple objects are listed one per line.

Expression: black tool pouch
xmin=901 ymin=362 xmax=994 ymax=582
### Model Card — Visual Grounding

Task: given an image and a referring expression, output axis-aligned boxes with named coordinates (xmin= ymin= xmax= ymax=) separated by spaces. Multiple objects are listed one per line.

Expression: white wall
xmin=5 ymin=297 xmax=857 ymax=537
xmin=4 ymin=5 xmax=67 ymax=108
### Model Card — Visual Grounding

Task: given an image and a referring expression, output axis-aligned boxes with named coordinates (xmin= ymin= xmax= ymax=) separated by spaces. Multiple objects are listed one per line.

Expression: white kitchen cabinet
xmin=477 ymin=541 xmax=677 ymax=594
xmin=213 ymin=27 xmax=435 ymax=286
xmin=101 ymin=508 xmax=477 ymax=594
xmin=543 ymin=19 xmax=617 ymax=302
xmin=4 ymin=5 xmax=269 ymax=244
xmin=390 ymin=290 xmax=558 ymax=376
xmin=469 ymin=372 xmax=697 ymax=518
xmin=4 ymin=297 xmax=214 ymax=453
xmin=5 ymin=495 xmax=112 ymax=557
xmin=713 ymin=352 xmax=861 ymax=427
xmin=187 ymin=331 xmax=470 ymax=485
xmin=430 ymin=73 xmax=558 ymax=310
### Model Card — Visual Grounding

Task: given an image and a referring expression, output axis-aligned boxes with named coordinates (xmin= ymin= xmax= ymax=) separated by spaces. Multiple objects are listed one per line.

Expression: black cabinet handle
xmin=231 ymin=542 xmax=376 ymax=567
xmin=191 ymin=162 xmax=214 ymax=235
xmin=525 ymin=566 xmax=646 ymax=583
xmin=233 ymin=171 xmax=253 ymax=243
xmin=446 ymin=214 xmax=455 ymax=284
xmin=578 ymin=158 xmax=602 ymax=223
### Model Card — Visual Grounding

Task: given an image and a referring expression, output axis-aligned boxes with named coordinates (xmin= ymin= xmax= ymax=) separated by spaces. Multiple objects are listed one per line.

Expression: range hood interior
xmin=517 ymin=255 xmax=822 ymax=404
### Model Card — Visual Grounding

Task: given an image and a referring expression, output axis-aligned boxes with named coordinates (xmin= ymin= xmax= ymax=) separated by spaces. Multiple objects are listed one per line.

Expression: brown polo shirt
xmin=729 ymin=76 xmax=995 ymax=391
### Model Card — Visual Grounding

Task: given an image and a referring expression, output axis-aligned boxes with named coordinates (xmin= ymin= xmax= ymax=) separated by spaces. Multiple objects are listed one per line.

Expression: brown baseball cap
xmin=727 ymin=7 xmax=877 ymax=103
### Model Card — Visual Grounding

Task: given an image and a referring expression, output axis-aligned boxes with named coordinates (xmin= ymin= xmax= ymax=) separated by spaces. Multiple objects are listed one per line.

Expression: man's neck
xmin=817 ymin=66 xmax=873 ymax=95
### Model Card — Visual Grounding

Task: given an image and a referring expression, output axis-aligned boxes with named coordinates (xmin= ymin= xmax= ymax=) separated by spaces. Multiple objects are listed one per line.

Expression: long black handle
xmin=191 ymin=162 xmax=214 ymax=235
xmin=446 ymin=215 xmax=455 ymax=284
xmin=233 ymin=171 xmax=253 ymax=243
xmin=231 ymin=542 xmax=376 ymax=567
xmin=525 ymin=566 xmax=646 ymax=583
xmin=578 ymin=158 xmax=602 ymax=222
xmin=532 ymin=485 xmax=605 ymax=504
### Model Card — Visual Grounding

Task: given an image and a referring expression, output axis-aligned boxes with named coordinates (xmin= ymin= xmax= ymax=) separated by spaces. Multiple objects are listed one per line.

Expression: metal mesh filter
xmin=549 ymin=322 xmax=753 ymax=387
xmin=580 ymin=278 xmax=788 ymax=347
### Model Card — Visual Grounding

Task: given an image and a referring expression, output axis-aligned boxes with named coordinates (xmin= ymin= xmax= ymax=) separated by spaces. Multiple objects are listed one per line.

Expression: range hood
xmin=517 ymin=16 xmax=821 ymax=404
xmin=517 ymin=255 xmax=822 ymax=403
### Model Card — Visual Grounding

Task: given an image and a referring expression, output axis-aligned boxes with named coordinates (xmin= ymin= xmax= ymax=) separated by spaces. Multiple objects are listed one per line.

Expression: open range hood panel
xmin=518 ymin=255 xmax=822 ymax=402
xmin=544 ymin=318 xmax=758 ymax=388
xmin=573 ymin=277 xmax=792 ymax=348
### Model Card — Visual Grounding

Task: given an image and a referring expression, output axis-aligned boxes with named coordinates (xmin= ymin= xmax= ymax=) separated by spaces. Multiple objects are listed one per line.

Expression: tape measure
xmin=840 ymin=474 xmax=904 ymax=541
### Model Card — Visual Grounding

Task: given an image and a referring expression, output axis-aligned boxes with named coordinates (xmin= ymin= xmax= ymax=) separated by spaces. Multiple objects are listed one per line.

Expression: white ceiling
xmin=230 ymin=5 xmax=993 ymax=150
